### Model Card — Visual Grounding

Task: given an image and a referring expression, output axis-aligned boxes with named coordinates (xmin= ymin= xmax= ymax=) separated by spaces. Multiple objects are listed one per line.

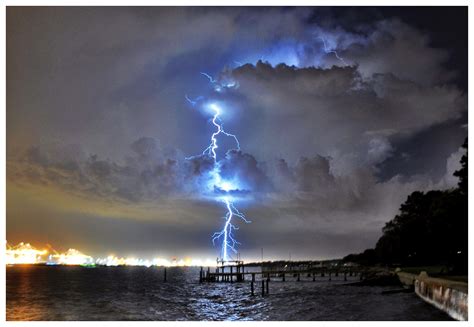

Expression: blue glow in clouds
xmin=185 ymin=92 xmax=250 ymax=261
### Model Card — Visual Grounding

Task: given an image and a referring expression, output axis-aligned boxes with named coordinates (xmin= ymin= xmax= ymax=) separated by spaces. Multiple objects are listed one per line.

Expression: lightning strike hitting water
xmin=185 ymin=85 xmax=250 ymax=261
xmin=211 ymin=197 xmax=250 ymax=261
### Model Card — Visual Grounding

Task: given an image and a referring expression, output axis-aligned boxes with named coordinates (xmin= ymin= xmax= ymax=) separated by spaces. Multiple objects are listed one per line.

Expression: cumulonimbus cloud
xmin=6 ymin=7 xmax=467 ymax=257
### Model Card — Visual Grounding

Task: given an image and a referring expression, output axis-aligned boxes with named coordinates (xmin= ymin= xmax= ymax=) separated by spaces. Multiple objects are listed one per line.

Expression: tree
xmin=373 ymin=138 xmax=467 ymax=271
xmin=344 ymin=138 xmax=467 ymax=272
xmin=454 ymin=137 xmax=468 ymax=195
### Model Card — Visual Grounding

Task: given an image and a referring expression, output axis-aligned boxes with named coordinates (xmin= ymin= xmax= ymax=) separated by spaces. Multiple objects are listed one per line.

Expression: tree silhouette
xmin=454 ymin=137 xmax=468 ymax=195
xmin=344 ymin=138 xmax=467 ymax=273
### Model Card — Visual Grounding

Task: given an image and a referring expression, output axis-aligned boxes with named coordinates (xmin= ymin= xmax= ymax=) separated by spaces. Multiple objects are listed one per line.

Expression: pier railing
xmin=198 ymin=262 xmax=367 ymax=296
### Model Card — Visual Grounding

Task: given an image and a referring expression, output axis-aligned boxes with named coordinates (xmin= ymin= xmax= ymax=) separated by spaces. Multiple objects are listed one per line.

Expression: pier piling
xmin=251 ymin=273 xmax=255 ymax=295
xmin=164 ymin=267 xmax=167 ymax=282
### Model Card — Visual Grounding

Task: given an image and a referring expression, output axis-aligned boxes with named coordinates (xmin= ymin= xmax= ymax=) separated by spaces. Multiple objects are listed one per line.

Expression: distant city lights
xmin=6 ymin=242 xmax=48 ymax=264
xmin=6 ymin=242 xmax=217 ymax=267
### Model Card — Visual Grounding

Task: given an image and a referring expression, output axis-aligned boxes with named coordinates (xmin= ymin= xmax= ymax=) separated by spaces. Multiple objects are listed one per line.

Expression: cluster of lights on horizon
xmin=6 ymin=242 xmax=218 ymax=267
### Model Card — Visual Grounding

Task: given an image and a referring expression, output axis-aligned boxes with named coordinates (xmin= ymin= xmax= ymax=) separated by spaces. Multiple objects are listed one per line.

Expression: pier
xmin=199 ymin=260 xmax=366 ymax=295
xmin=200 ymin=259 xmax=246 ymax=283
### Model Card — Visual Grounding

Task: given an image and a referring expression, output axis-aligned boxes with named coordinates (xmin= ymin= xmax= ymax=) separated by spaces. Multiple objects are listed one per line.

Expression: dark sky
xmin=6 ymin=7 xmax=467 ymax=261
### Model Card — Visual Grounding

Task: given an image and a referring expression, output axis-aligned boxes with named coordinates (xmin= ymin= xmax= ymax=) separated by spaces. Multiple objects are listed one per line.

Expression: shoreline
xmin=395 ymin=269 xmax=468 ymax=321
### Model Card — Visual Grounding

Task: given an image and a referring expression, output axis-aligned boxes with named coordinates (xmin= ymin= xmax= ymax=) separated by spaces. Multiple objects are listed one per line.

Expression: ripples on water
xmin=6 ymin=265 xmax=452 ymax=321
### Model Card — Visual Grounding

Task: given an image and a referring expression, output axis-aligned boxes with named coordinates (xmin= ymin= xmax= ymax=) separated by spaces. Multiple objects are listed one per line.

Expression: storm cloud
xmin=7 ymin=7 xmax=467 ymax=259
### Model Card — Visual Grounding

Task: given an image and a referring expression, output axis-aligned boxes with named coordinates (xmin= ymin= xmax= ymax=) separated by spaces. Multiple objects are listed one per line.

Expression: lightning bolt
xmin=201 ymin=104 xmax=240 ymax=161
xmin=185 ymin=94 xmax=204 ymax=107
xmin=212 ymin=197 xmax=251 ymax=261
xmin=184 ymin=102 xmax=240 ymax=161
xmin=318 ymin=36 xmax=348 ymax=66
xmin=200 ymin=72 xmax=217 ymax=84
xmin=185 ymin=77 xmax=249 ymax=262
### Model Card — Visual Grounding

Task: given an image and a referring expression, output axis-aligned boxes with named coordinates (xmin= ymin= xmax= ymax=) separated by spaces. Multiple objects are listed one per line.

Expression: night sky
xmin=6 ymin=7 xmax=467 ymax=261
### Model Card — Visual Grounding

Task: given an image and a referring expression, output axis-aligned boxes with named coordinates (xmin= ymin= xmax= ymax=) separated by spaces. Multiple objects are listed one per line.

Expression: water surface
xmin=6 ymin=265 xmax=452 ymax=320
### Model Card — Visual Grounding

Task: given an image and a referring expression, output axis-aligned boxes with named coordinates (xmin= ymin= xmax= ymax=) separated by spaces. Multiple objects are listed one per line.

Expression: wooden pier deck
xmin=199 ymin=261 xmax=367 ymax=295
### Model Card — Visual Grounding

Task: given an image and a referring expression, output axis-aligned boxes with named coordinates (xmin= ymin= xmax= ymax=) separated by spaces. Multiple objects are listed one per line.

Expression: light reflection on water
xmin=6 ymin=265 xmax=452 ymax=321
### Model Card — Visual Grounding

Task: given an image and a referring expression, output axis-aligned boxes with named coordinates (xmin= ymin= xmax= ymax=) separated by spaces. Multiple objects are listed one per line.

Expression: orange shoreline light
xmin=6 ymin=242 xmax=48 ymax=264
xmin=6 ymin=242 xmax=217 ymax=267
